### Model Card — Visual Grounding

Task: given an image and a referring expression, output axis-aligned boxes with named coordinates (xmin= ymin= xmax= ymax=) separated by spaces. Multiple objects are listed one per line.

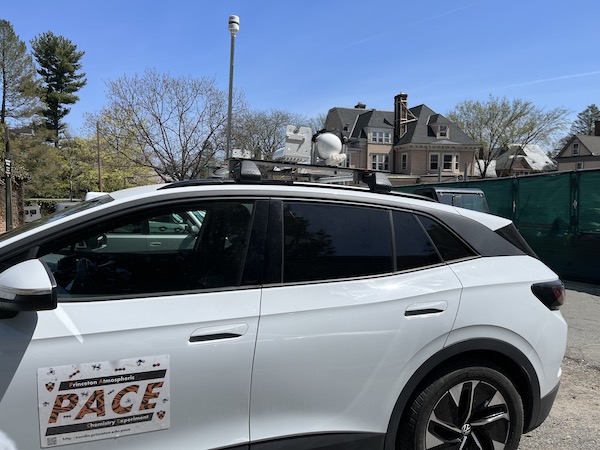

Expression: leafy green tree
xmin=81 ymin=116 xmax=157 ymax=193
xmin=447 ymin=95 xmax=568 ymax=178
xmin=7 ymin=125 xmax=63 ymax=198
xmin=0 ymin=20 xmax=39 ymax=125
xmin=30 ymin=31 xmax=86 ymax=143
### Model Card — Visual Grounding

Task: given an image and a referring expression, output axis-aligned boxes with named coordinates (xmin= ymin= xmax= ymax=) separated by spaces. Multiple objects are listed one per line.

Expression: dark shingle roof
xmin=397 ymin=105 xmax=477 ymax=146
xmin=327 ymin=103 xmax=478 ymax=147
xmin=327 ymin=107 xmax=394 ymax=139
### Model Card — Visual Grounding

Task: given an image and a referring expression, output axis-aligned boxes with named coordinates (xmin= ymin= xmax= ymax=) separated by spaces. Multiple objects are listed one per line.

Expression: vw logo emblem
xmin=461 ymin=423 xmax=472 ymax=436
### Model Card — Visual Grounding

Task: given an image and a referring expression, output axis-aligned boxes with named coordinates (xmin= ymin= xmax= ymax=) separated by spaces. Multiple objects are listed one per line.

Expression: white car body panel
xmin=447 ymin=255 xmax=567 ymax=396
xmin=250 ymin=266 xmax=462 ymax=440
xmin=0 ymin=289 xmax=260 ymax=449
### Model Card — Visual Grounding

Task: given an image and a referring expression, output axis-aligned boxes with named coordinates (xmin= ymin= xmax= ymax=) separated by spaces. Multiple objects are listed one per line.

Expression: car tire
xmin=398 ymin=364 xmax=524 ymax=450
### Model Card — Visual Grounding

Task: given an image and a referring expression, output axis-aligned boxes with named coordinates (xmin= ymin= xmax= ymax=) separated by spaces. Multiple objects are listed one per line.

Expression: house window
xmin=371 ymin=154 xmax=390 ymax=171
xmin=443 ymin=154 xmax=453 ymax=170
xmin=577 ymin=162 xmax=584 ymax=170
xmin=370 ymin=131 xmax=392 ymax=144
xmin=401 ymin=153 xmax=408 ymax=171
xmin=438 ymin=125 xmax=448 ymax=138
xmin=439 ymin=153 xmax=460 ymax=171
xmin=429 ymin=153 xmax=439 ymax=171
xmin=573 ymin=143 xmax=579 ymax=156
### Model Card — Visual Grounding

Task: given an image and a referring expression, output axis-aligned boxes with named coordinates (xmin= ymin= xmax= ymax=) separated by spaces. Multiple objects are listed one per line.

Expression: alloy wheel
xmin=425 ymin=379 xmax=511 ymax=450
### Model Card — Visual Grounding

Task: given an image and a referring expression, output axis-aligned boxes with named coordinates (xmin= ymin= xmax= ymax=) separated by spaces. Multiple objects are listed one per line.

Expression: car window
xmin=392 ymin=210 xmax=442 ymax=270
xmin=283 ymin=202 xmax=393 ymax=282
xmin=37 ymin=201 xmax=254 ymax=299
xmin=0 ymin=195 xmax=113 ymax=244
xmin=417 ymin=215 xmax=475 ymax=261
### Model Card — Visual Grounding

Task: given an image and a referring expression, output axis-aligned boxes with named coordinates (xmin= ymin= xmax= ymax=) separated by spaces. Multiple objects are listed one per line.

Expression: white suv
xmin=0 ymin=162 xmax=567 ymax=450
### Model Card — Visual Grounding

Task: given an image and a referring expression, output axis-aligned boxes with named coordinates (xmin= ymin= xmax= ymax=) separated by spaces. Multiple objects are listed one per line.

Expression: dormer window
xmin=438 ymin=125 xmax=448 ymax=139
xmin=370 ymin=131 xmax=392 ymax=144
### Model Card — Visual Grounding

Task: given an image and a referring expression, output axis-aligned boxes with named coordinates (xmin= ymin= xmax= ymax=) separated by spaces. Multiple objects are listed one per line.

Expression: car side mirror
xmin=0 ymin=259 xmax=58 ymax=314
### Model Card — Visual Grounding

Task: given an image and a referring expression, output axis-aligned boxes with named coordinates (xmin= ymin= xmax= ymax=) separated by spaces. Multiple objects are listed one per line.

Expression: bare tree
xmin=307 ymin=113 xmax=327 ymax=134
xmin=447 ymin=95 xmax=569 ymax=178
xmin=234 ymin=109 xmax=306 ymax=159
xmin=101 ymin=69 xmax=245 ymax=181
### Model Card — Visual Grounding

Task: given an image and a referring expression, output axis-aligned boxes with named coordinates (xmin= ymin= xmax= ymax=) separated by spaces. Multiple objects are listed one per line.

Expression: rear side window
xmin=392 ymin=211 xmax=442 ymax=269
xmin=417 ymin=215 xmax=475 ymax=261
xmin=283 ymin=203 xmax=392 ymax=282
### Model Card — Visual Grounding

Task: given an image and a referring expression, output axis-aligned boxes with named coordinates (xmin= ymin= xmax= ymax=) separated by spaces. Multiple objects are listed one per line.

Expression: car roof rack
xmin=161 ymin=159 xmax=394 ymax=195
xmin=228 ymin=159 xmax=392 ymax=194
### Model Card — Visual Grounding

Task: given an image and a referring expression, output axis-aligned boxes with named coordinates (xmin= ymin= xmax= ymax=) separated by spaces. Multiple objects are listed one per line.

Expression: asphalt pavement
xmin=562 ymin=281 xmax=600 ymax=368
xmin=519 ymin=281 xmax=600 ymax=449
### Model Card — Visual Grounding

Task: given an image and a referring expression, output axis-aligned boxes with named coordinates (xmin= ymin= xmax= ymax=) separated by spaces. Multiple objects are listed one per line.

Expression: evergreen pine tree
xmin=31 ymin=31 xmax=86 ymax=143
xmin=569 ymin=104 xmax=600 ymax=136
xmin=0 ymin=19 xmax=39 ymax=125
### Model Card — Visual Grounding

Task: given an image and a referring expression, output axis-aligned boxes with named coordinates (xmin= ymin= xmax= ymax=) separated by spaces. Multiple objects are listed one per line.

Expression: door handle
xmin=189 ymin=323 xmax=249 ymax=343
xmin=405 ymin=301 xmax=448 ymax=317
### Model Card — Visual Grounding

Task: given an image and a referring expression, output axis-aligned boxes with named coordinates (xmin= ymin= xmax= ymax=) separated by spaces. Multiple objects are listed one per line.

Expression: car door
xmin=0 ymin=199 xmax=262 ymax=450
xmin=249 ymin=201 xmax=464 ymax=446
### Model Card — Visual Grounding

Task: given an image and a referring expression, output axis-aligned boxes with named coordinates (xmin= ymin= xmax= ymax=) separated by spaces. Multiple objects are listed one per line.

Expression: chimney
xmin=394 ymin=92 xmax=409 ymax=138
xmin=355 ymin=102 xmax=366 ymax=109
xmin=595 ymin=120 xmax=600 ymax=136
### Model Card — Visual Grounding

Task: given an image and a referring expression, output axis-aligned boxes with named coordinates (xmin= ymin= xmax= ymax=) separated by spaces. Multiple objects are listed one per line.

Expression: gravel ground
xmin=518 ymin=357 xmax=600 ymax=449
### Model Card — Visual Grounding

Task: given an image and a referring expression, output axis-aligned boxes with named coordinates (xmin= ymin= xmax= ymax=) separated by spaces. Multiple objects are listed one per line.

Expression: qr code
xmin=46 ymin=436 xmax=58 ymax=446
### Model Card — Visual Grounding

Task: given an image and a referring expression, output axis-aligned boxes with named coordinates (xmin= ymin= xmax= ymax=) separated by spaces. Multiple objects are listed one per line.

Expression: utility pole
xmin=4 ymin=125 xmax=12 ymax=231
xmin=96 ymin=121 xmax=103 ymax=191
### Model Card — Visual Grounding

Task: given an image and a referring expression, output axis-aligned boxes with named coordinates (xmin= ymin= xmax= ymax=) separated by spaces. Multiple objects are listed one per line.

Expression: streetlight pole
xmin=226 ymin=15 xmax=239 ymax=160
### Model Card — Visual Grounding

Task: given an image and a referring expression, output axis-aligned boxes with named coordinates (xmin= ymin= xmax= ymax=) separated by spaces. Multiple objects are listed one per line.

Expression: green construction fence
xmin=394 ymin=169 xmax=600 ymax=285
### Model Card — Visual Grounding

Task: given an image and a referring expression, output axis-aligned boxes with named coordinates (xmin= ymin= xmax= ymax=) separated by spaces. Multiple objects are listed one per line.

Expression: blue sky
xmin=3 ymin=0 xmax=599 ymax=137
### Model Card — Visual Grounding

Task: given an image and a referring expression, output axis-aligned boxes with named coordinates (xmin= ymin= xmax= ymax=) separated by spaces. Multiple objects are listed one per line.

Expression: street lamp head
xmin=228 ymin=15 xmax=240 ymax=36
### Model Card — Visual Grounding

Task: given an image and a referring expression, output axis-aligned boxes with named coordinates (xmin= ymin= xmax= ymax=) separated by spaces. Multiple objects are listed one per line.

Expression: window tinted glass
xmin=417 ymin=215 xmax=474 ymax=261
xmin=392 ymin=211 xmax=441 ymax=270
xmin=283 ymin=203 xmax=392 ymax=282
xmin=38 ymin=201 xmax=254 ymax=299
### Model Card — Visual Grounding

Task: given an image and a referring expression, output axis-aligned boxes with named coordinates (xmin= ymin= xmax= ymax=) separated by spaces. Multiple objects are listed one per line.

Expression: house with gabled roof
xmin=555 ymin=122 xmax=600 ymax=171
xmin=325 ymin=102 xmax=395 ymax=171
xmin=324 ymin=93 xmax=481 ymax=184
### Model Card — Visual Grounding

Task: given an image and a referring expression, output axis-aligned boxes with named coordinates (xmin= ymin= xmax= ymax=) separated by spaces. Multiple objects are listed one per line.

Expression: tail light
xmin=531 ymin=280 xmax=565 ymax=310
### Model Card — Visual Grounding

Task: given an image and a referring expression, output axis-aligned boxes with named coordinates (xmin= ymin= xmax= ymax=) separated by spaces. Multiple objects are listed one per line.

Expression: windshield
xmin=0 ymin=194 xmax=114 ymax=243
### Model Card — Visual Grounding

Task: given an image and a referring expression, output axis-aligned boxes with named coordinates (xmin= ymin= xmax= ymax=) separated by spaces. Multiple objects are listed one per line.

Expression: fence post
xmin=511 ymin=177 xmax=519 ymax=224
xmin=570 ymin=171 xmax=579 ymax=234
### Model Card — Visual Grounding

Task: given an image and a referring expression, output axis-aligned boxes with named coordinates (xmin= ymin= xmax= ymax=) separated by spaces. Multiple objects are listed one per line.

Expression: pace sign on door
xmin=37 ymin=355 xmax=170 ymax=447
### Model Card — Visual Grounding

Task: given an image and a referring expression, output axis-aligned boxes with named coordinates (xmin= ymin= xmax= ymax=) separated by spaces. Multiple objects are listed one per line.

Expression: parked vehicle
xmin=0 ymin=161 xmax=567 ymax=449
xmin=414 ymin=186 xmax=490 ymax=213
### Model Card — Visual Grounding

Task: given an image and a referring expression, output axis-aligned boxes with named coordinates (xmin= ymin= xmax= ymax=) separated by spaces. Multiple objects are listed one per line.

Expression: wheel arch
xmin=384 ymin=338 xmax=541 ymax=449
